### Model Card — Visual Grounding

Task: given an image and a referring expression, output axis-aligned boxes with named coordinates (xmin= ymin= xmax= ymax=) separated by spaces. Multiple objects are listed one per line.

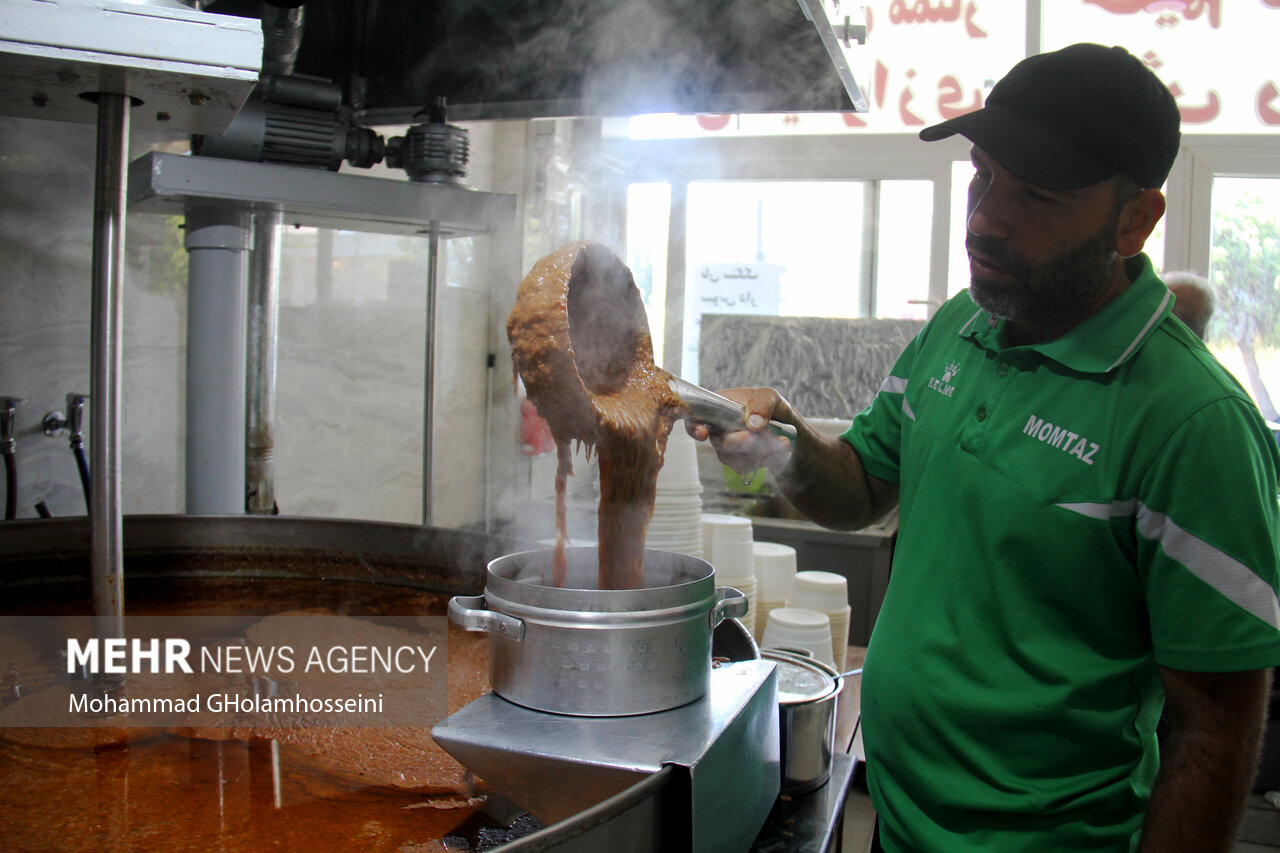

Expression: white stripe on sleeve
xmin=1057 ymin=500 xmax=1280 ymax=628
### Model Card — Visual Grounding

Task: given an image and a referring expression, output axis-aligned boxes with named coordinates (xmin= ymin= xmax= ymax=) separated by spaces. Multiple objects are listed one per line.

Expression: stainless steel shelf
xmin=128 ymin=151 xmax=518 ymax=238
xmin=0 ymin=0 xmax=261 ymax=134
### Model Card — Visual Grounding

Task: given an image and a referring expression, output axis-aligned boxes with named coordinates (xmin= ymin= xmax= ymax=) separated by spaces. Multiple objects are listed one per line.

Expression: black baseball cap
xmin=919 ymin=43 xmax=1181 ymax=191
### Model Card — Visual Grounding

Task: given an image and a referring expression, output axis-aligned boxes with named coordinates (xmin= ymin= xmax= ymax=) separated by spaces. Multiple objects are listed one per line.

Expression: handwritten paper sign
xmin=683 ymin=262 xmax=783 ymax=381
xmin=694 ymin=263 xmax=782 ymax=315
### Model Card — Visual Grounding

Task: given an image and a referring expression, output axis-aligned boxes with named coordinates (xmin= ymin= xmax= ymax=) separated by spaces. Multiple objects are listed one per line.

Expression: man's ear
xmin=1116 ymin=189 xmax=1167 ymax=258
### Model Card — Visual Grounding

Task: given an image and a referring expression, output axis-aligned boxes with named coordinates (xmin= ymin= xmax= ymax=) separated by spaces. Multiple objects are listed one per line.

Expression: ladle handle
xmin=448 ymin=595 xmax=526 ymax=641
xmin=710 ymin=586 xmax=748 ymax=628
xmin=667 ymin=376 xmax=797 ymax=441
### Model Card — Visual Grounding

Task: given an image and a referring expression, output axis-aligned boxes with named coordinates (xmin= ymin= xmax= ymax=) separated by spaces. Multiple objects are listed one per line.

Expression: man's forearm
xmin=1138 ymin=668 xmax=1271 ymax=852
xmin=774 ymin=419 xmax=896 ymax=532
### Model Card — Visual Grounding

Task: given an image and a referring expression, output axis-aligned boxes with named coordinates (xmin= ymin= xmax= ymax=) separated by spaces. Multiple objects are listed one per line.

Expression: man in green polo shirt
xmin=693 ymin=43 xmax=1280 ymax=851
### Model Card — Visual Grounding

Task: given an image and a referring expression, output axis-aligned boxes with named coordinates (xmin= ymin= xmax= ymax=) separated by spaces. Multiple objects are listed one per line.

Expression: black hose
xmin=3 ymin=451 xmax=15 ymax=520
xmin=71 ymin=438 xmax=90 ymax=513
xmin=34 ymin=501 xmax=52 ymax=519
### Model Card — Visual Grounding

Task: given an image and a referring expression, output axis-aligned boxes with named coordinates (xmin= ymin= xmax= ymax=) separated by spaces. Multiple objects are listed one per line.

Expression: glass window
xmin=1042 ymin=4 xmax=1280 ymax=136
xmin=1144 ymin=196 xmax=1167 ymax=270
xmin=1207 ymin=177 xmax=1280 ymax=421
xmin=682 ymin=180 xmax=865 ymax=382
xmin=875 ymin=180 xmax=934 ymax=319
xmin=949 ymin=159 xmax=972 ymax=300
xmin=625 ymin=182 xmax=672 ymax=367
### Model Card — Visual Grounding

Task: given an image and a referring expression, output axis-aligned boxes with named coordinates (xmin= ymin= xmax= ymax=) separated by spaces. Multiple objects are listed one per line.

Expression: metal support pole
xmin=246 ymin=209 xmax=281 ymax=514
xmin=90 ymin=92 xmax=128 ymax=643
xmin=184 ymin=205 xmax=250 ymax=514
xmin=422 ymin=225 xmax=439 ymax=526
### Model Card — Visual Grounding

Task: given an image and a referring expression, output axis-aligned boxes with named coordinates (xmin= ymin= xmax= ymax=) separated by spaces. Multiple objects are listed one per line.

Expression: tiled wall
xmin=0 ymin=117 xmax=187 ymax=518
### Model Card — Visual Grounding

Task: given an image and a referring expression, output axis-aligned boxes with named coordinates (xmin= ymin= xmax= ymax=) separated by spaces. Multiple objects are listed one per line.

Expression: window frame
xmin=1163 ymin=136 xmax=1280 ymax=276
xmin=606 ymin=130 xmax=1280 ymax=377
xmin=606 ymin=133 xmax=966 ymax=374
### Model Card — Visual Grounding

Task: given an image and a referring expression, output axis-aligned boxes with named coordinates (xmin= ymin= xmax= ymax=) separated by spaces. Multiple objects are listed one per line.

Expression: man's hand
xmin=686 ymin=386 xmax=899 ymax=532
xmin=684 ymin=387 xmax=795 ymax=477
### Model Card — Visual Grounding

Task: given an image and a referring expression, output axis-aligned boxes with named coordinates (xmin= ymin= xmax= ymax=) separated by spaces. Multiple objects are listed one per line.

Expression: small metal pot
xmin=763 ymin=649 xmax=844 ymax=795
xmin=448 ymin=547 xmax=747 ymax=716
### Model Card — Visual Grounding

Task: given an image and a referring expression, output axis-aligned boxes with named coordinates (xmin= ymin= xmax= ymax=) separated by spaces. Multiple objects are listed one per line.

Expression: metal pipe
xmin=259 ymin=2 xmax=305 ymax=78
xmin=2 ymin=451 xmax=14 ymax=521
xmin=71 ymin=435 xmax=91 ymax=511
xmin=1 ymin=397 xmax=19 ymax=521
xmin=64 ymin=393 xmax=91 ymax=512
xmin=246 ymin=209 xmax=281 ymax=515
xmin=90 ymin=92 xmax=128 ymax=643
xmin=184 ymin=205 xmax=250 ymax=514
xmin=422 ymin=225 xmax=439 ymax=525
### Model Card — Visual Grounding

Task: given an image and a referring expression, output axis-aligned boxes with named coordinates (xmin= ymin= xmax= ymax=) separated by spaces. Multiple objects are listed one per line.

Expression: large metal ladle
xmin=510 ymin=240 xmax=795 ymax=441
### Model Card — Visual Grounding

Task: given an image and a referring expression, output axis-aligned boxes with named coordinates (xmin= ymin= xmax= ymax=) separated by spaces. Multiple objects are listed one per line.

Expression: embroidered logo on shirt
xmin=1023 ymin=414 xmax=1100 ymax=466
xmin=928 ymin=362 xmax=960 ymax=398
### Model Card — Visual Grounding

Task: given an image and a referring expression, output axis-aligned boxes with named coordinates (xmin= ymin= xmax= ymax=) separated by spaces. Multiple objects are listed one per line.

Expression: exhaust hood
xmin=203 ymin=0 xmax=867 ymax=124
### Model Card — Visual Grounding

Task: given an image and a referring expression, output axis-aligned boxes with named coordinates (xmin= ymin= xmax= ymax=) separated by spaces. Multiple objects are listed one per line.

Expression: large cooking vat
xmin=0 ymin=515 xmax=718 ymax=852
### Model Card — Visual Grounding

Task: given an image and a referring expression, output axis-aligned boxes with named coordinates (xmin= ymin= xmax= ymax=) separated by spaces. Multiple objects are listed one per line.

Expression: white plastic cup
xmin=788 ymin=570 xmax=848 ymax=611
xmin=713 ymin=539 xmax=755 ymax=584
xmin=702 ymin=514 xmax=755 ymax=582
xmin=825 ymin=610 xmax=851 ymax=667
xmin=658 ymin=427 xmax=702 ymax=489
xmin=761 ymin=607 xmax=835 ymax=667
xmin=754 ymin=598 xmax=788 ymax=643
xmin=701 ymin=513 xmax=751 ymax=552
xmin=753 ymin=541 xmax=797 ymax=602
xmin=787 ymin=571 xmax=851 ymax=664
xmin=650 ymin=454 xmax=705 ymax=556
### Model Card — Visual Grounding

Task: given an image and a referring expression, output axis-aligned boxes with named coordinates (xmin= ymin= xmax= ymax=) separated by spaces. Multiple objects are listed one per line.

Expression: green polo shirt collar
xmin=961 ymin=254 xmax=1173 ymax=375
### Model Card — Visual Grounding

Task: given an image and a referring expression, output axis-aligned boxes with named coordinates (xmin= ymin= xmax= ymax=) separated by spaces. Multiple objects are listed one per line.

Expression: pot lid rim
xmin=762 ymin=649 xmax=841 ymax=704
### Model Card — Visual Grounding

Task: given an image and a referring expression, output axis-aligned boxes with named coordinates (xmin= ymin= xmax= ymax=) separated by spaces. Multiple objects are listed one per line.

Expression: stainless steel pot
xmin=763 ymin=648 xmax=844 ymax=795
xmin=448 ymin=547 xmax=747 ymax=716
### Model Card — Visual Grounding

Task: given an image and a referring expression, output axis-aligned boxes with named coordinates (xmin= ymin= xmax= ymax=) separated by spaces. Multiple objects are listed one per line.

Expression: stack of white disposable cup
xmin=752 ymin=541 xmax=798 ymax=643
xmin=761 ymin=607 xmax=835 ymax=667
xmin=701 ymin=513 xmax=757 ymax=637
xmin=788 ymin=570 xmax=851 ymax=667
xmin=646 ymin=428 xmax=704 ymax=557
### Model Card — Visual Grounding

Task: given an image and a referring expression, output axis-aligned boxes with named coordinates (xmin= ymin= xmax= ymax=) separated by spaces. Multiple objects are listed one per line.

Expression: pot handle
xmin=710 ymin=586 xmax=748 ymax=628
xmin=448 ymin=595 xmax=526 ymax=641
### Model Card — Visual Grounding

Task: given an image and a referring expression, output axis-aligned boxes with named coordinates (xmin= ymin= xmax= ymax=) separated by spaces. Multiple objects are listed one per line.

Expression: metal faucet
xmin=0 ymin=397 xmax=20 ymax=454
xmin=44 ymin=393 xmax=92 ymax=512
xmin=43 ymin=393 xmax=88 ymax=440
xmin=3 ymin=398 xmax=23 ymax=520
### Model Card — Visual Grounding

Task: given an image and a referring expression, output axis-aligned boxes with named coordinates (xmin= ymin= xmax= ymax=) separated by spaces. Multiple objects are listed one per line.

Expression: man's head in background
xmin=1163 ymin=271 xmax=1215 ymax=340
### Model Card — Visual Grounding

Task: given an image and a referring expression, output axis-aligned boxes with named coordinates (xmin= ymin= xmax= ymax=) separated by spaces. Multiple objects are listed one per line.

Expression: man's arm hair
xmin=774 ymin=417 xmax=899 ymax=532
xmin=1137 ymin=666 xmax=1272 ymax=852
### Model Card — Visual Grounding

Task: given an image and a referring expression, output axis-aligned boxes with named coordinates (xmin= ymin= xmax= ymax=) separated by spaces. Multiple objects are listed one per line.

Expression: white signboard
xmin=683 ymin=262 xmax=783 ymax=381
